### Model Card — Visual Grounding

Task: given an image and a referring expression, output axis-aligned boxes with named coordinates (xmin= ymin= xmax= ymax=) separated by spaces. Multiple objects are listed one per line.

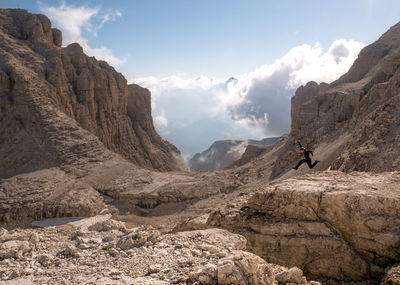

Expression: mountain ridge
xmin=189 ymin=137 xmax=278 ymax=171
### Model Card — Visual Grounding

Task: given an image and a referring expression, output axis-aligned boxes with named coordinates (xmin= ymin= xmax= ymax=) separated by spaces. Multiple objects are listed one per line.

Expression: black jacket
xmin=298 ymin=142 xmax=313 ymax=160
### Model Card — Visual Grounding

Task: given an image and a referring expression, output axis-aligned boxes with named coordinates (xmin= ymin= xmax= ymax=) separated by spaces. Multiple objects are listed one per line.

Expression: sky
xmin=2 ymin=0 xmax=400 ymax=156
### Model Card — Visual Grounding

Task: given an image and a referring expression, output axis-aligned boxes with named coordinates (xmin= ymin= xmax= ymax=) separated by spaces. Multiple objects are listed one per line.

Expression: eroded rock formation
xmin=0 ymin=8 xmax=185 ymax=176
xmin=205 ymin=171 xmax=400 ymax=283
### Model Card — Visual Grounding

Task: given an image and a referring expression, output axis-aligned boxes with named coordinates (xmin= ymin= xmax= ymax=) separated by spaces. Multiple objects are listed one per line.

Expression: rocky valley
xmin=0 ymin=8 xmax=399 ymax=285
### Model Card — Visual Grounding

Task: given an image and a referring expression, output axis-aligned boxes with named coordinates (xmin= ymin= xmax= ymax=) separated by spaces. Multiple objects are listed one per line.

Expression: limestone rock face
xmin=206 ymin=171 xmax=400 ymax=283
xmin=333 ymin=21 xmax=400 ymax=85
xmin=0 ymin=9 xmax=61 ymax=47
xmin=0 ymin=8 xmax=185 ymax=176
xmin=126 ymin=84 xmax=186 ymax=171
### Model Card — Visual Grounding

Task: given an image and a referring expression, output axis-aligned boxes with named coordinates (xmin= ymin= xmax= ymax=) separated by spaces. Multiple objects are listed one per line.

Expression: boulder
xmin=207 ymin=171 xmax=400 ymax=283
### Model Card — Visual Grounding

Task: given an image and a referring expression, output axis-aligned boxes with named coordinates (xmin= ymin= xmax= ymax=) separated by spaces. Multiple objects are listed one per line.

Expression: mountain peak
xmin=333 ymin=20 xmax=400 ymax=85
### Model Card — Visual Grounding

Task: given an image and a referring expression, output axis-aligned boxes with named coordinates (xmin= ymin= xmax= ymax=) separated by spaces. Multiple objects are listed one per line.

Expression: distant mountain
xmin=189 ymin=137 xmax=278 ymax=171
xmin=225 ymin=77 xmax=238 ymax=85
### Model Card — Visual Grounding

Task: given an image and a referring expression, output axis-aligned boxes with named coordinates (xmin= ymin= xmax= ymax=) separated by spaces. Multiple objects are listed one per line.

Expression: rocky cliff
xmin=0 ymin=8 xmax=185 ymax=176
xmin=192 ymin=171 xmax=400 ymax=284
xmin=287 ymin=21 xmax=400 ymax=174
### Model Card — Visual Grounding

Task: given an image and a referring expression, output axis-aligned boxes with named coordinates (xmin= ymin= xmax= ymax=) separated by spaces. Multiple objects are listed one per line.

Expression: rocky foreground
xmin=0 ymin=216 xmax=322 ymax=285
xmin=0 ymin=170 xmax=399 ymax=285
xmin=200 ymin=171 xmax=400 ymax=284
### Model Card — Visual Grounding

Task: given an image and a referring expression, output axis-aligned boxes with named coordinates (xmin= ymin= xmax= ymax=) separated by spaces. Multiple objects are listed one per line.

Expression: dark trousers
xmin=294 ymin=159 xmax=318 ymax=170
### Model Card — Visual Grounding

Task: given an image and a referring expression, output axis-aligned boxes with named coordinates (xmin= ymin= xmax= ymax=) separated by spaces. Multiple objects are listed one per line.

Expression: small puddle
xmin=136 ymin=206 xmax=152 ymax=214
xmin=100 ymin=193 xmax=114 ymax=204
xmin=31 ymin=217 xmax=87 ymax=228
xmin=31 ymin=214 xmax=112 ymax=228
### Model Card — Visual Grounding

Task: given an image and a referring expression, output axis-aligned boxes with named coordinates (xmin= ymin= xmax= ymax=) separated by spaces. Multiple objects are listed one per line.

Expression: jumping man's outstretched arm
xmin=297 ymin=141 xmax=302 ymax=148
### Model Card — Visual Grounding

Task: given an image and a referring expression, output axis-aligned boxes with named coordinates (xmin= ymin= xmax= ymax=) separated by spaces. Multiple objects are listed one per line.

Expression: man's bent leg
xmin=294 ymin=159 xmax=307 ymax=170
xmin=310 ymin=160 xmax=319 ymax=169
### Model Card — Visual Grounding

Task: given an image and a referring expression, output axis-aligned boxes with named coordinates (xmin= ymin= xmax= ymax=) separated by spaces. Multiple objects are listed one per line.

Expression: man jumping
xmin=293 ymin=141 xmax=319 ymax=170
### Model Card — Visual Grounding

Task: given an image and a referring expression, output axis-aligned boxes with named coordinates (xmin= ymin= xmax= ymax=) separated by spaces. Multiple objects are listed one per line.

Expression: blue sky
xmin=2 ymin=0 xmax=400 ymax=156
xmin=3 ymin=0 xmax=400 ymax=78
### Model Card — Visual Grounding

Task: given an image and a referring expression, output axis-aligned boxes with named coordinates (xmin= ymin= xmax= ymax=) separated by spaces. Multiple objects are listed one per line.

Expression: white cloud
xmin=82 ymin=45 xmax=124 ymax=67
xmin=38 ymin=1 xmax=125 ymax=67
xmin=154 ymin=111 xmax=169 ymax=128
xmin=226 ymin=140 xmax=248 ymax=160
xmin=135 ymin=75 xmax=223 ymax=96
xmin=288 ymin=39 xmax=364 ymax=87
xmin=223 ymin=39 xmax=365 ymax=134
xmin=132 ymin=39 xmax=364 ymax=155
